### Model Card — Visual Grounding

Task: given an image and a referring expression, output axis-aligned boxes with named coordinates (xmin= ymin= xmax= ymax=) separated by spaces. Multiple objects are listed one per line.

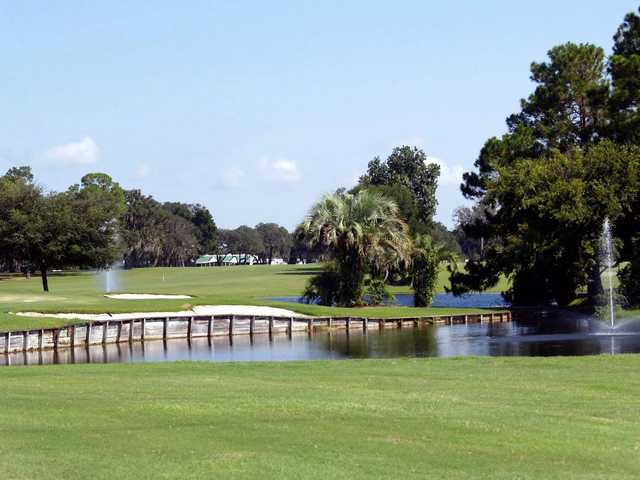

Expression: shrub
xmin=302 ymin=266 xmax=340 ymax=306
xmin=366 ymin=278 xmax=395 ymax=305
xmin=618 ymin=258 xmax=640 ymax=308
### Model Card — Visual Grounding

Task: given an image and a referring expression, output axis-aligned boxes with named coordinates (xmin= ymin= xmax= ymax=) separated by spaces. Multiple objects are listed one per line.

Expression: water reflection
xmin=3 ymin=312 xmax=640 ymax=366
xmin=268 ymin=292 xmax=509 ymax=308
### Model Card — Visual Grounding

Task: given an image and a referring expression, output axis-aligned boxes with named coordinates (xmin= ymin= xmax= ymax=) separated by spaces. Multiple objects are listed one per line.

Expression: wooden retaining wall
xmin=0 ymin=311 xmax=512 ymax=355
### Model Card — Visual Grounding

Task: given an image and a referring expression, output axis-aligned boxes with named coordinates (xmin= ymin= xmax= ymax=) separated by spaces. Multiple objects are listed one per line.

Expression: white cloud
xmin=259 ymin=157 xmax=301 ymax=183
xmin=135 ymin=163 xmax=151 ymax=178
xmin=427 ymin=157 xmax=465 ymax=187
xmin=44 ymin=136 xmax=99 ymax=166
xmin=222 ymin=167 xmax=245 ymax=188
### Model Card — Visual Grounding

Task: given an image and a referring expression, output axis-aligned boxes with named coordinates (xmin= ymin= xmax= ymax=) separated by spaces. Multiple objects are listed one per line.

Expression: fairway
xmin=0 ymin=264 xmax=510 ymax=332
xmin=0 ymin=356 xmax=638 ymax=479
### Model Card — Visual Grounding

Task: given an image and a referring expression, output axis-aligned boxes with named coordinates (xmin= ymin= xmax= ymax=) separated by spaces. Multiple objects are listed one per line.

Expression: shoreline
xmin=13 ymin=304 xmax=309 ymax=322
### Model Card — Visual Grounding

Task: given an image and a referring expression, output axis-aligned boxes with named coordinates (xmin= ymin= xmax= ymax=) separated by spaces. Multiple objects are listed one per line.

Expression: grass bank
xmin=0 ymin=356 xmax=638 ymax=479
xmin=0 ymin=264 xmax=510 ymax=331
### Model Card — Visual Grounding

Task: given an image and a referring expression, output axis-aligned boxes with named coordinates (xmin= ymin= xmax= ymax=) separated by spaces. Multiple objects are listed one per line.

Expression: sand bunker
xmin=104 ymin=293 xmax=192 ymax=300
xmin=14 ymin=305 xmax=308 ymax=321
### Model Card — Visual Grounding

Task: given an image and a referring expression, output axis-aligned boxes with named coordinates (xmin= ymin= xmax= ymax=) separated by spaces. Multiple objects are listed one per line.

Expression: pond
xmin=268 ymin=292 xmax=509 ymax=308
xmin=3 ymin=310 xmax=640 ymax=366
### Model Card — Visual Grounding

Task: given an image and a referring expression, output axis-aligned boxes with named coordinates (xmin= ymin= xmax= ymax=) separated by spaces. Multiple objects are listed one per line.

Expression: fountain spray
xmin=602 ymin=218 xmax=615 ymax=330
xmin=99 ymin=263 xmax=122 ymax=294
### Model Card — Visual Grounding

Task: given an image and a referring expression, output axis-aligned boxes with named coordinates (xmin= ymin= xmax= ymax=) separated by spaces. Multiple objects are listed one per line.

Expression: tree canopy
xmin=0 ymin=168 xmax=126 ymax=291
xmin=122 ymin=191 xmax=201 ymax=268
xmin=163 ymin=202 xmax=218 ymax=254
xmin=301 ymin=190 xmax=411 ymax=306
xmin=453 ymin=9 xmax=640 ymax=306
xmin=255 ymin=223 xmax=291 ymax=264
xmin=358 ymin=146 xmax=440 ymax=230
xmin=610 ymin=7 xmax=640 ymax=143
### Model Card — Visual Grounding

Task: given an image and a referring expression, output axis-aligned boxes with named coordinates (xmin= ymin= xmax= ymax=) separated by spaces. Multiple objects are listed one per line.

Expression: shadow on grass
xmin=49 ymin=271 xmax=86 ymax=277
xmin=276 ymin=268 xmax=320 ymax=276
xmin=0 ymin=270 xmax=89 ymax=284
xmin=0 ymin=274 xmax=22 ymax=282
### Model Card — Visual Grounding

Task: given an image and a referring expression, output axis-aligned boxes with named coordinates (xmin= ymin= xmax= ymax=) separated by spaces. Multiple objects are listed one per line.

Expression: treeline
xmin=452 ymin=6 xmax=640 ymax=307
xmin=0 ymin=165 xmax=320 ymax=290
xmin=298 ymin=146 xmax=456 ymax=307
xmin=218 ymin=224 xmax=291 ymax=264
xmin=123 ymin=193 xmax=307 ymax=267
xmin=0 ymin=168 xmax=125 ymax=291
xmin=122 ymin=190 xmax=217 ymax=268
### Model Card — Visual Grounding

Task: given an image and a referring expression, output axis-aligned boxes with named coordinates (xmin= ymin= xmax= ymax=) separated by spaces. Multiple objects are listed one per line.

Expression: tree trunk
xmin=40 ymin=264 xmax=49 ymax=292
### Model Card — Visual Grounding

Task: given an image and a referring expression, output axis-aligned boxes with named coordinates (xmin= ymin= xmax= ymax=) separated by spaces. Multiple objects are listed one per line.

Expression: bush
xmin=412 ymin=259 xmax=438 ymax=307
xmin=302 ymin=266 xmax=340 ymax=306
xmin=411 ymin=235 xmax=440 ymax=307
xmin=366 ymin=278 xmax=395 ymax=305
xmin=618 ymin=261 xmax=640 ymax=308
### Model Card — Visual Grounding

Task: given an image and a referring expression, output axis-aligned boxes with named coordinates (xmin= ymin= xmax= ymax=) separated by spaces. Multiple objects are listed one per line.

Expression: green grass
xmin=0 ymin=356 xmax=638 ymax=479
xmin=0 ymin=264 xmax=510 ymax=332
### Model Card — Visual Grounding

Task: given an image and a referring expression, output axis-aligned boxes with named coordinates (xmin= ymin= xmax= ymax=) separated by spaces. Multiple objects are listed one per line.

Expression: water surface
xmin=3 ymin=311 xmax=640 ymax=366
xmin=268 ymin=292 xmax=509 ymax=308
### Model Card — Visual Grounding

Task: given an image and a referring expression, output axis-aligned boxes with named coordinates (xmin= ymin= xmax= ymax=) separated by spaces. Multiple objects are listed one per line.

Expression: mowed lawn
xmin=0 ymin=264 xmax=510 ymax=331
xmin=0 ymin=356 xmax=638 ymax=479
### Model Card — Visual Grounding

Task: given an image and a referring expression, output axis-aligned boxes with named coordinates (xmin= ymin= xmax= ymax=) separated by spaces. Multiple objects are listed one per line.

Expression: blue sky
xmin=1 ymin=1 xmax=637 ymax=229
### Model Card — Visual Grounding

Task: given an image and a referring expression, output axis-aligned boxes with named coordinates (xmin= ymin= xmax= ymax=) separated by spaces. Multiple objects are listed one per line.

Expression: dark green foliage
xmin=288 ymin=224 xmax=320 ymax=264
xmin=301 ymin=190 xmax=411 ymax=307
xmin=411 ymin=257 xmax=438 ymax=307
xmin=163 ymin=202 xmax=218 ymax=254
xmin=359 ymin=146 xmax=440 ymax=227
xmin=303 ymin=268 xmax=395 ymax=307
xmin=352 ymin=148 xmax=447 ymax=294
xmin=452 ymin=206 xmax=490 ymax=258
xmin=4 ymin=166 xmax=34 ymax=183
xmin=461 ymin=124 xmax=541 ymax=199
xmin=613 ymin=7 xmax=640 ymax=56
xmin=218 ymin=226 xmax=264 ymax=257
xmin=456 ymin=142 xmax=640 ymax=306
xmin=255 ymin=223 xmax=291 ymax=263
xmin=516 ymin=43 xmax=609 ymax=149
xmin=67 ymin=173 xmax=127 ymax=268
xmin=358 ymin=183 xmax=426 ymax=235
xmin=0 ymin=168 xmax=126 ymax=291
xmin=122 ymin=192 xmax=200 ymax=268
xmin=463 ymin=43 xmax=609 ymax=204
xmin=610 ymin=7 xmax=640 ymax=143
xmin=618 ymin=238 xmax=640 ymax=307
xmin=332 ymin=255 xmax=367 ymax=307
xmin=0 ymin=167 xmax=40 ymax=272
xmin=411 ymin=235 xmax=449 ymax=307
xmin=366 ymin=277 xmax=395 ymax=305
xmin=455 ymin=19 xmax=640 ymax=306
xmin=430 ymin=222 xmax=462 ymax=257
xmin=302 ymin=264 xmax=340 ymax=305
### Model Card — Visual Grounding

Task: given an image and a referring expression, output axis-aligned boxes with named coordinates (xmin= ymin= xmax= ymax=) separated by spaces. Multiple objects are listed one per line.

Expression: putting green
xmin=0 ymin=264 xmax=509 ymax=332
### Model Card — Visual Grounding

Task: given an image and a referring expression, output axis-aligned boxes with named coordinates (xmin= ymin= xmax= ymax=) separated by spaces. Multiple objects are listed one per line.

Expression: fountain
xmin=98 ymin=264 xmax=121 ymax=293
xmin=601 ymin=218 xmax=616 ymax=330
xmin=106 ymin=269 xmax=113 ymax=293
xmin=587 ymin=218 xmax=640 ymax=349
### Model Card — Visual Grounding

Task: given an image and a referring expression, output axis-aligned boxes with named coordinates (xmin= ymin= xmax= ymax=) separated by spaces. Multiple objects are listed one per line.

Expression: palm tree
xmin=302 ymin=190 xmax=411 ymax=306
xmin=411 ymin=234 xmax=455 ymax=307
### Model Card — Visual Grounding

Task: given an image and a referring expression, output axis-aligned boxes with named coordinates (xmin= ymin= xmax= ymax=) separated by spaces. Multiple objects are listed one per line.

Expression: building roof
xmin=195 ymin=254 xmax=257 ymax=264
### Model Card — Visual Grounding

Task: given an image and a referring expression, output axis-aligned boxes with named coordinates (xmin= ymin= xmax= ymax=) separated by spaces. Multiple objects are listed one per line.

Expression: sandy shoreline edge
xmin=14 ymin=305 xmax=309 ymax=321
